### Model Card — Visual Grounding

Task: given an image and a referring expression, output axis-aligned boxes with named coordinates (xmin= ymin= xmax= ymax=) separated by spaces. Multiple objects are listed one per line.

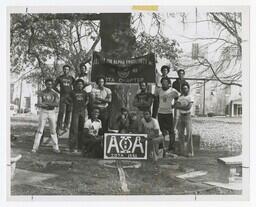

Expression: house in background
xmin=10 ymin=73 xmax=38 ymax=114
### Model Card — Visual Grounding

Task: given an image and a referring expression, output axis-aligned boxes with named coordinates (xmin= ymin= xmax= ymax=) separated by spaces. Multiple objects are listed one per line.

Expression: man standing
xmin=172 ymin=69 xmax=189 ymax=93
xmin=91 ymin=76 xmax=112 ymax=133
xmin=76 ymin=63 xmax=92 ymax=93
xmin=32 ymin=78 xmax=60 ymax=153
xmin=54 ymin=64 xmax=75 ymax=135
xmin=141 ymin=109 xmax=164 ymax=161
xmin=154 ymin=77 xmax=179 ymax=151
xmin=76 ymin=63 xmax=92 ymax=120
xmin=133 ymin=81 xmax=155 ymax=115
xmin=69 ymin=79 xmax=89 ymax=153
xmin=173 ymin=83 xmax=194 ymax=157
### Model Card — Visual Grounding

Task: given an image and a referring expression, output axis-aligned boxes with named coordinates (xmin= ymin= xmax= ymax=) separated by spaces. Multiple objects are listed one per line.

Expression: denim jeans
xmin=57 ymin=96 xmax=72 ymax=132
xmin=69 ymin=110 xmax=85 ymax=151
xmin=176 ymin=113 xmax=194 ymax=155
xmin=98 ymin=107 xmax=109 ymax=133
xmin=32 ymin=109 xmax=59 ymax=151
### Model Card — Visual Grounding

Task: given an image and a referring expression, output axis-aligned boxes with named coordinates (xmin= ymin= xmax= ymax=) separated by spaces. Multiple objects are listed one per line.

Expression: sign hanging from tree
xmin=91 ymin=52 xmax=156 ymax=84
xmin=104 ymin=133 xmax=148 ymax=160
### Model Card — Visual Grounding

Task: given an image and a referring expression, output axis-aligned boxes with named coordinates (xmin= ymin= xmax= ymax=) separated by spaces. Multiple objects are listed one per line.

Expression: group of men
xmin=31 ymin=63 xmax=194 ymax=159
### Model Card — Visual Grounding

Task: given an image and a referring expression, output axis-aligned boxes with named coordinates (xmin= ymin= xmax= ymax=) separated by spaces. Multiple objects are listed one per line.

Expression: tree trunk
xmin=99 ymin=13 xmax=138 ymax=129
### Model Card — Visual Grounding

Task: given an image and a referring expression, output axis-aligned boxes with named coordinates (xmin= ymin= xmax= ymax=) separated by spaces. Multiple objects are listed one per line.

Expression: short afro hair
xmin=79 ymin=62 xmax=87 ymax=69
xmin=139 ymin=81 xmax=148 ymax=88
xmin=75 ymin=78 xmax=85 ymax=86
xmin=177 ymin=69 xmax=185 ymax=75
xmin=96 ymin=76 xmax=106 ymax=85
xmin=160 ymin=65 xmax=170 ymax=73
xmin=181 ymin=82 xmax=190 ymax=90
xmin=44 ymin=78 xmax=54 ymax=84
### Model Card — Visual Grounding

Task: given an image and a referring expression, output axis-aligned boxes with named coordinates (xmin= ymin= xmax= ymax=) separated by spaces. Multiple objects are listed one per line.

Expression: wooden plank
xmin=218 ymin=155 xmax=242 ymax=165
xmin=176 ymin=171 xmax=208 ymax=179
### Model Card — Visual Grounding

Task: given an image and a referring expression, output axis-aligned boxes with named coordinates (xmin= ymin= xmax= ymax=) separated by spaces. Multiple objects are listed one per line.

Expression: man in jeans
xmin=173 ymin=82 xmax=194 ymax=157
xmin=54 ymin=64 xmax=75 ymax=135
xmin=69 ymin=79 xmax=89 ymax=153
xmin=154 ymin=77 xmax=179 ymax=151
xmin=32 ymin=78 xmax=60 ymax=153
xmin=91 ymin=76 xmax=112 ymax=133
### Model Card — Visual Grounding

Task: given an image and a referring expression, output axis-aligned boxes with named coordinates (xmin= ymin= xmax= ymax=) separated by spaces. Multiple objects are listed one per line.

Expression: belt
xmin=180 ymin=112 xmax=191 ymax=116
xmin=41 ymin=107 xmax=55 ymax=111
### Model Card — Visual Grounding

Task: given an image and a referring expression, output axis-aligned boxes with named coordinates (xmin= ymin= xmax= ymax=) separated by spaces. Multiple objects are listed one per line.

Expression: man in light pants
xmin=32 ymin=78 xmax=60 ymax=153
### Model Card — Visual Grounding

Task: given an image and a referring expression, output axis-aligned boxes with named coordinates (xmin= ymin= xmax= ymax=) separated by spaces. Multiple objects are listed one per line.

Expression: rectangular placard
xmin=91 ymin=52 xmax=156 ymax=84
xmin=104 ymin=133 xmax=148 ymax=160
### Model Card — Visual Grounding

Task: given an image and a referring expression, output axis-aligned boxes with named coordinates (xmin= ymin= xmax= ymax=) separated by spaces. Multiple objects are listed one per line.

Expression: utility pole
xmin=18 ymin=79 xmax=23 ymax=113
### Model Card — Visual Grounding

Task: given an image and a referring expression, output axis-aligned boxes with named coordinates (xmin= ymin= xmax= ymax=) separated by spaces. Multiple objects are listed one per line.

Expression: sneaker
xmin=31 ymin=149 xmax=37 ymax=153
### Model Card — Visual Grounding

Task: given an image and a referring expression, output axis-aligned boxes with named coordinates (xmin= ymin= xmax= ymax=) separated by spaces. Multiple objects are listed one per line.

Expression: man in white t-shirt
xmin=173 ymin=82 xmax=194 ymax=157
xmin=154 ymin=77 xmax=179 ymax=152
xmin=91 ymin=76 xmax=112 ymax=133
xmin=82 ymin=107 xmax=103 ymax=158
xmin=141 ymin=109 xmax=164 ymax=161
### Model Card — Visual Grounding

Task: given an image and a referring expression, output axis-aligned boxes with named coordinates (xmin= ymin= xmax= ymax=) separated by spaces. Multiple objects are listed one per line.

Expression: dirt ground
xmin=10 ymin=114 xmax=242 ymax=195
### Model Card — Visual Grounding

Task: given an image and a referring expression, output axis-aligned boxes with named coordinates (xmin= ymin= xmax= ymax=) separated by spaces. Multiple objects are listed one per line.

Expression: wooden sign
xmin=104 ymin=133 xmax=148 ymax=160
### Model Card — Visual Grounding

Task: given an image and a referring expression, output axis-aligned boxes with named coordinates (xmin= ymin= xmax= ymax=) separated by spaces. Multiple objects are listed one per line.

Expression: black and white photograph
xmin=5 ymin=5 xmax=250 ymax=201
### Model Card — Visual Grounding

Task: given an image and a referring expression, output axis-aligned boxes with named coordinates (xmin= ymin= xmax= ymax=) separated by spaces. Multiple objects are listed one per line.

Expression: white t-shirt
xmin=177 ymin=94 xmax=194 ymax=114
xmin=91 ymin=86 xmax=112 ymax=109
xmin=155 ymin=87 xmax=179 ymax=114
xmin=141 ymin=118 xmax=162 ymax=137
xmin=84 ymin=119 xmax=102 ymax=136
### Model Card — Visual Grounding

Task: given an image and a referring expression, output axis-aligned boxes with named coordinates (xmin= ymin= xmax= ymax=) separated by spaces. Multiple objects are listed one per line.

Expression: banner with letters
xmin=104 ymin=133 xmax=148 ymax=160
xmin=91 ymin=52 xmax=156 ymax=84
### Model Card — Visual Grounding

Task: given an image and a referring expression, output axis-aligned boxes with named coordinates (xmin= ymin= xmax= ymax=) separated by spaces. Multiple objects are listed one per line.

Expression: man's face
xmin=182 ymin=85 xmax=189 ymax=95
xmin=45 ymin=81 xmax=53 ymax=90
xmin=63 ymin=66 xmax=70 ymax=75
xmin=80 ymin=65 xmax=87 ymax=74
xmin=162 ymin=68 xmax=169 ymax=76
xmin=178 ymin=71 xmax=185 ymax=79
xmin=121 ymin=111 xmax=128 ymax=118
xmin=161 ymin=79 xmax=170 ymax=90
xmin=143 ymin=111 xmax=151 ymax=122
xmin=97 ymin=78 xmax=105 ymax=88
xmin=140 ymin=82 xmax=147 ymax=92
xmin=92 ymin=109 xmax=100 ymax=119
xmin=76 ymin=82 xmax=84 ymax=90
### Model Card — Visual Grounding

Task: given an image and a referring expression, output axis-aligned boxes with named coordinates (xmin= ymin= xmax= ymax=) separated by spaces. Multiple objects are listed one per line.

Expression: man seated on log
xmin=141 ymin=109 xmax=164 ymax=161
xmin=82 ymin=107 xmax=103 ymax=158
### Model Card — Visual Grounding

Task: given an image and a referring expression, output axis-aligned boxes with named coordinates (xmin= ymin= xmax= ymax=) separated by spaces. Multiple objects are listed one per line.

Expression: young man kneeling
xmin=141 ymin=109 xmax=164 ymax=161
xmin=82 ymin=107 xmax=103 ymax=158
